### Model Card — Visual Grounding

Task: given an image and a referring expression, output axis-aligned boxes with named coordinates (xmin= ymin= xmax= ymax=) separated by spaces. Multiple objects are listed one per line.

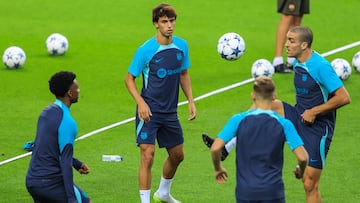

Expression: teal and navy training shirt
xmin=128 ymin=36 xmax=190 ymax=113
xmin=217 ymin=108 xmax=304 ymax=201
xmin=293 ymin=51 xmax=343 ymax=125
xmin=26 ymin=99 xmax=82 ymax=203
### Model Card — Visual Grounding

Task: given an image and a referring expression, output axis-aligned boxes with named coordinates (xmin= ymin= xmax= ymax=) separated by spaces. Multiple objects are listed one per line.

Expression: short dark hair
xmin=289 ymin=26 xmax=313 ymax=48
xmin=253 ymin=76 xmax=275 ymax=100
xmin=152 ymin=3 xmax=177 ymax=23
xmin=49 ymin=71 xmax=76 ymax=97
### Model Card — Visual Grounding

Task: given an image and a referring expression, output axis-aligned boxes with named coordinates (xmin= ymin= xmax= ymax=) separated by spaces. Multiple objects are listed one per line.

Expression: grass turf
xmin=1 ymin=0 xmax=360 ymax=202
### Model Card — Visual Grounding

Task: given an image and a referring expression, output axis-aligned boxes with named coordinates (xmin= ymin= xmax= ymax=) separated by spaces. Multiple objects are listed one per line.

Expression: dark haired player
xmin=26 ymin=71 xmax=91 ymax=203
xmin=125 ymin=3 xmax=196 ymax=203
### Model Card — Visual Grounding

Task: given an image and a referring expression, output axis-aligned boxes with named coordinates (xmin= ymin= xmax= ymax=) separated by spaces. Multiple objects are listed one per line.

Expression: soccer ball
xmin=251 ymin=59 xmax=275 ymax=78
xmin=2 ymin=46 xmax=26 ymax=69
xmin=352 ymin=51 xmax=360 ymax=72
xmin=46 ymin=33 xmax=69 ymax=55
xmin=217 ymin=32 xmax=245 ymax=61
xmin=331 ymin=58 xmax=351 ymax=80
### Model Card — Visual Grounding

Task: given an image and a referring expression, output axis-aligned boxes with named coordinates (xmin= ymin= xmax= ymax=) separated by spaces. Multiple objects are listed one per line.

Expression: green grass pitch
xmin=1 ymin=0 xmax=360 ymax=202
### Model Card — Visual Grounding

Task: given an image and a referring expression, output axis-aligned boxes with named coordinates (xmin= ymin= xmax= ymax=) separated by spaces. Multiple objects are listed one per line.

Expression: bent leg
xmin=163 ymin=144 xmax=184 ymax=179
xmin=271 ymin=99 xmax=285 ymax=117
xmin=303 ymin=166 xmax=322 ymax=203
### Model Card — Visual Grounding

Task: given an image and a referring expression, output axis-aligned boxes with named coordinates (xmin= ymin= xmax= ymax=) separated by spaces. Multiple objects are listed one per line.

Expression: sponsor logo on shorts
xmin=310 ymin=158 xmax=318 ymax=163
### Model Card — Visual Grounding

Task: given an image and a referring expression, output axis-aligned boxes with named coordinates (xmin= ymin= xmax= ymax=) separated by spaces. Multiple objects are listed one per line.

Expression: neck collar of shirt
xmin=54 ymin=99 xmax=70 ymax=112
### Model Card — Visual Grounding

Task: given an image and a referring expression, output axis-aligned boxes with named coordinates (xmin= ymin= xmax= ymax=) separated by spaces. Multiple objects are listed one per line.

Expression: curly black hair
xmin=48 ymin=71 xmax=76 ymax=97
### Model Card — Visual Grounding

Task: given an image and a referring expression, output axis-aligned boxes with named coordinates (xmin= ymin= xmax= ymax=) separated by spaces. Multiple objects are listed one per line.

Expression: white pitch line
xmin=178 ymin=77 xmax=255 ymax=106
xmin=0 ymin=152 xmax=32 ymax=166
xmin=321 ymin=41 xmax=360 ymax=57
xmin=1 ymin=41 xmax=359 ymax=166
xmin=76 ymin=117 xmax=135 ymax=141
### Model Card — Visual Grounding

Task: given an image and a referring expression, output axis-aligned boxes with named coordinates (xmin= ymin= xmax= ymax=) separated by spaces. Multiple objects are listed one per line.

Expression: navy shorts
xmin=283 ymin=102 xmax=332 ymax=169
xmin=277 ymin=0 xmax=310 ymax=15
xmin=237 ymin=198 xmax=285 ymax=203
xmin=136 ymin=112 xmax=184 ymax=148
xmin=27 ymin=183 xmax=90 ymax=203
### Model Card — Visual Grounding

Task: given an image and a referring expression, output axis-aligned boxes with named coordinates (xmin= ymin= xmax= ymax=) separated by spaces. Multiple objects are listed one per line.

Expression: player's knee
xmin=169 ymin=152 xmax=184 ymax=164
xmin=303 ymin=177 xmax=318 ymax=193
xmin=143 ymin=153 xmax=154 ymax=162
xmin=174 ymin=153 xmax=184 ymax=163
xmin=141 ymin=150 xmax=155 ymax=165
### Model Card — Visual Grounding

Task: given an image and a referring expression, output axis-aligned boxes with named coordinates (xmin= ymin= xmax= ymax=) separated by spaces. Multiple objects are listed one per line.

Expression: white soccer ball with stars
xmin=352 ymin=51 xmax=360 ymax=72
xmin=217 ymin=32 xmax=245 ymax=61
xmin=251 ymin=59 xmax=275 ymax=78
xmin=46 ymin=33 xmax=69 ymax=55
xmin=331 ymin=58 xmax=351 ymax=81
xmin=2 ymin=46 xmax=26 ymax=69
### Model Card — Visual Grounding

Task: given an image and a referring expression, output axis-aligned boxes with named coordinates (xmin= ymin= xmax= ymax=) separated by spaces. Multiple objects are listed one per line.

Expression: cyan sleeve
xmin=217 ymin=114 xmax=245 ymax=143
xmin=128 ymin=47 xmax=146 ymax=77
xmin=282 ymin=119 xmax=304 ymax=151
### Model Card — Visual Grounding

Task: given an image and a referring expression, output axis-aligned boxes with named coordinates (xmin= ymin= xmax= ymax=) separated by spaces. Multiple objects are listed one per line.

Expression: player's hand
xmin=78 ymin=163 xmax=90 ymax=174
xmin=215 ymin=167 xmax=228 ymax=184
xmin=137 ymin=100 xmax=152 ymax=123
xmin=301 ymin=109 xmax=316 ymax=125
xmin=293 ymin=165 xmax=303 ymax=179
xmin=188 ymin=101 xmax=196 ymax=121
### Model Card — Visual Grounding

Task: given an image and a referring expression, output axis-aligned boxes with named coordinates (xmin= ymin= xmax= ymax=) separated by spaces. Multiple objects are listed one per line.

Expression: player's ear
xmin=272 ymin=93 xmax=277 ymax=100
xmin=301 ymin=41 xmax=308 ymax=50
xmin=66 ymin=89 xmax=73 ymax=98
xmin=251 ymin=91 xmax=256 ymax=101
xmin=154 ymin=22 xmax=159 ymax=29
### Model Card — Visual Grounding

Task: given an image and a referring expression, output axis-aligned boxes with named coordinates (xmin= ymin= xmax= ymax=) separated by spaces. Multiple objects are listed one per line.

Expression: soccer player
xmin=125 ymin=3 xmax=196 ymax=203
xmin=273 ymin=0 xmax=310 ymax=73
xmin=211 ymin=76 xmax=308 ymax=202
xmin=25 ymin=71 xmax=91 ymax=203
xmin=205 ymin=26 xmax=351 ymax=202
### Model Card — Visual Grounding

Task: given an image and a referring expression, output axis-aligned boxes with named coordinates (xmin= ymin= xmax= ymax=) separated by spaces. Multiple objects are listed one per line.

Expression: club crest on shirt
xmin=302 ymin=74 xmax=308 ymax=82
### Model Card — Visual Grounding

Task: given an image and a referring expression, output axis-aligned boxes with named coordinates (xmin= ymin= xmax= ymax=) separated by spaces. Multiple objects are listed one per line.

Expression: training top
xmin=218 ymin=109 xmax=304 ymax=201
xmin=26 ymin=99 xmax=82 ymax=203
xmin=128 ymin=36 xmax=190 ymax=113
xmin=293 ymin=51 xmax=343 ymax=125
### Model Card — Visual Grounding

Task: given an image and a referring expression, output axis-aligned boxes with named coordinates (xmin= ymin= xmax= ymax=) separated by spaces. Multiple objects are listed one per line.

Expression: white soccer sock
xmin=157 ymin=176 xmax=173 ymax=197
xmin=225 ymin=137 xmax=237 ymax=153
xmin=139 ymin=190 xmax=151 ymax=203
xmin=273 ymin=57 xmax=284 ymax=66
xmin=287 ymin=57 xmax=295 ymax=65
